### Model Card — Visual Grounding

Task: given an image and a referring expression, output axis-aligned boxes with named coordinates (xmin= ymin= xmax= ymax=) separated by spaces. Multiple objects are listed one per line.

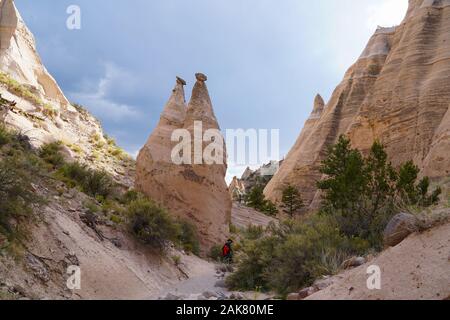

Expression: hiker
xmin=222 ymin=239 xmax=234 ymax=264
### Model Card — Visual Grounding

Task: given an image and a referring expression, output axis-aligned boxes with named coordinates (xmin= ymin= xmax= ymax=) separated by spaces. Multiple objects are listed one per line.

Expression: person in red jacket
xmin=222 ymin=239 xmax=234 ymax=264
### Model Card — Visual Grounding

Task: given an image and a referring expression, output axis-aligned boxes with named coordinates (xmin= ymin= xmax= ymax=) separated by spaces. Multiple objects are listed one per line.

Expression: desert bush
xmin=128 ymin=198 xmax=179 ymax=251
xmin=0 ymin=157 xmax=42 ymax=242
xmin=209 ymin=244 xmax=223 ymax=261
xmin=59 ymin=162 xmax=115 ymax=198
xmin=227 ymin=215 xmax=368 ymax=295
xmin=0 ymin=124 xmax=11 ymax=146
xmin=176 ymin=219 xmax=200 ymax=255
xmin=243 ymin=225 xmax=265 ymax=240
xmin=121 ymin=189 xmax=141 ymax=204
xmin=39 ymin=142 xmax=65 ymax=168
xmin=83 ymin=170 xmax=114 ymax=199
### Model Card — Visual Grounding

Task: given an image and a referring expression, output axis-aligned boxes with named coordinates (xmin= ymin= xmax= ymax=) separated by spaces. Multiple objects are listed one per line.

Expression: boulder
xmin=383 ymin=213 xmax=419 ymax=247
xmin=341 ymin=257 xmax=367 ymax=270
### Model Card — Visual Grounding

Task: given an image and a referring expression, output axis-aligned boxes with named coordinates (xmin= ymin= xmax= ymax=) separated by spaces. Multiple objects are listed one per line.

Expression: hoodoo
xmin=136 ymin=74 xmax=231 ymax=252
xmin=265 ymin=0 xmax=450 ymax=208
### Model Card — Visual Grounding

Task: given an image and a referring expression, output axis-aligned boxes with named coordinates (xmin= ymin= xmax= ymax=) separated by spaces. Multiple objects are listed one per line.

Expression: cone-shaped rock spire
xmin=136 ymin=74 xmax=231 ymax=253
xmin=311 ymin=94 xmax=325 ymax=118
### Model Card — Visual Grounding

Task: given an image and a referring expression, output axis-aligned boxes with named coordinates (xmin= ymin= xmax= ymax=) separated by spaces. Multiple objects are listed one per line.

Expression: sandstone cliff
xmin=265 ymin=0 xmax=450 ymax=208
xmin=136 ymin=74 xmax=231 ymax=252
xmin=0 ymin=0 xmax=134 ymax=187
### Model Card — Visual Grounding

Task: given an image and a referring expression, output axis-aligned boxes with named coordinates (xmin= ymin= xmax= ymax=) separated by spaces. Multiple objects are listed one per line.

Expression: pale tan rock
xmin=229 ymin=176 xmax=246 ymax=200
xmin=0 ymin=0 xmax=135 ymax=188
xmin=136 ymin=75 xmax=231 ymax=252
xmin=0 ymin=0 xmax=68 ymax=106
xmin=307 ymin=221 xmax=450 ymax=300
xmin=265 ymin=0 xmax=450 ymax=208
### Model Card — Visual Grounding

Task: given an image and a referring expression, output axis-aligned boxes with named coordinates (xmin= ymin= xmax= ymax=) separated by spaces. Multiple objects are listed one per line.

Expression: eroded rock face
xmin=0 ymin=0 xmax=68 ymax=106
xmin=265 ymin=0 xmax=450 ymax=208
xmin=0 ymin=1 xmax=135 ymax=187
xmin=136 ymin=75 xmax=231 ymax=252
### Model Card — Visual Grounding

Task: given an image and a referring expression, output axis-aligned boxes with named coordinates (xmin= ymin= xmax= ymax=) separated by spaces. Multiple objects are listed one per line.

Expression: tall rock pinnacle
xmin=311 ymin=94 xmax=325 ymax=118
xmin=136 ymin=74 xmax=231 ymax=252
xmin=265 ymin=0 xmax=450 ymax=209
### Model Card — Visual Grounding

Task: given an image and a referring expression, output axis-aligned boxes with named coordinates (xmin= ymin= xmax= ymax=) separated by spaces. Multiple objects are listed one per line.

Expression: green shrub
xmin=229 ymin=223 xmax=238 ymax=234
xmin=59 ymin=163 xmax=114 ymax=198
xmin=39 ymin=142 xmax=65 ymax=168
xmin=59 ymin=162 xmax=89 ymax=186
xmin=227 ymin=216 xmax=368 ymax=295
xmin=209 ymin=244 xmax=223 ymax=262
xmin=243 ymin=225 xmax=265 ymax=240
xmin=128 ymin=198 xmax=179 ymax=251
xmin=0 ymin=124 xmax=11 ymax=146
xmin=0 ymin=157 xmax=42 ymax=242
xmin=83 ymin=170 xmax=114 ymax=198
xmin=121 ymin=189 xmax=141 ymax=204
xmin=177 ymin=219 xmax=200 ymax=255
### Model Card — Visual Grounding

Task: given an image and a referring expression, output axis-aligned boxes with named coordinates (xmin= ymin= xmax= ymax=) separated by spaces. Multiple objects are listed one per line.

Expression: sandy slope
xmin=307 ymin=221 xmax=450 ymax=300
xmin=231 ymin=203 xmax=276 ymax=229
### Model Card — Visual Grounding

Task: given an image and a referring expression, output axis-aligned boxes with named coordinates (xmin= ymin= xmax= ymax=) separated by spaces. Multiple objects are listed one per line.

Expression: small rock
xmin=341 ymin=257 xmax=366 ymax=269
xmin=298 ymin=287 xmax=317 ymax=299
xmin=202 ymin=291 xmax=217 ymax=299
xmin=313 ymin=276 xmax=334 ymax=290
xmin=383 ymin=213 xmax=419 ymax=247
xmin=214 ymin=280 xmax=227 ymax=288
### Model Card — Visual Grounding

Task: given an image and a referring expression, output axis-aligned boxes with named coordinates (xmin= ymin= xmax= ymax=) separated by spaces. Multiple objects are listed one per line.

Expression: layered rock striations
xmin=136 ymin=74 xmax=231 ymax=251
xmin=0 ymin=0 xmax=134 ymax=187
xmin=0 ymin=0 xmax=68 ymax=106
xmin=265 ymin=0 xmax=450 ymax=208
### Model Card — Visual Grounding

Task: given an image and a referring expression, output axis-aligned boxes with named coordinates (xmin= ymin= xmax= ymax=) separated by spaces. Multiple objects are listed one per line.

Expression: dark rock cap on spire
xmin=195 ymin=73 xmax=208 ymax=82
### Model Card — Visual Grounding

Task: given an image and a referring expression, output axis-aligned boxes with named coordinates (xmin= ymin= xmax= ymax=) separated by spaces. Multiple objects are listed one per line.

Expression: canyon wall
xmin=265 ymin=0 xmax=450 ymax=208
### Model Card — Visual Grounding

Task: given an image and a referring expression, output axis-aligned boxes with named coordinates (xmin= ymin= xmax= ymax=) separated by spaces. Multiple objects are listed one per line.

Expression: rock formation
xmin=136 ymin=74 xmax=231 ymax=252
xmin=0 ymin=0 xmax=134 ymax=187
xmin=265 ymin=0 xmax=450 ymax=208
xmin=230 ymin=161 xmax=281 ymax=199
xmin=0 ymin=0 xmax=68 ymax=106
xmin=229 ymin=176 xmax=246 ymax=201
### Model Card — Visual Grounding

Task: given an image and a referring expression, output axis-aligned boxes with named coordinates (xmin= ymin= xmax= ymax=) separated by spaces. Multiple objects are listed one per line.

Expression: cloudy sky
xmin=15 ymin=0 xmax=408 ymax=181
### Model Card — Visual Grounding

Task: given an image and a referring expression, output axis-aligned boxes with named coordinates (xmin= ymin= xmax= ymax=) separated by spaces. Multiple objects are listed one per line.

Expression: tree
xmin=264 ymin=200 xmax=279 ymax=216
xmin=280 ymin=185 xmax=304 ymax=217
xmin=317 ymin=135 xmax=367 ymax=213
xmin=245 ymin=185 xmax=266 ymax=211
xmin=317 ymin=135 xmax=442 ymax=248
xmin=245 ymin=185 xmax=278 ymax=216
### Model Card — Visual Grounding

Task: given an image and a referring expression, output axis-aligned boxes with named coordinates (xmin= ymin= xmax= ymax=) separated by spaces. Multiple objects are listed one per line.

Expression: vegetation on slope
xmin=227 ymin=136 xmax=442 ymax=296
xmin=0 ymin=123 xmax=199 ymax=258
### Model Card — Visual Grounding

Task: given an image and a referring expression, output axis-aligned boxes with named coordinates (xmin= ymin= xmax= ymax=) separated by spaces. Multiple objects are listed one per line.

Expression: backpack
xmin=222 ymin=244 xmax=230 ymax=257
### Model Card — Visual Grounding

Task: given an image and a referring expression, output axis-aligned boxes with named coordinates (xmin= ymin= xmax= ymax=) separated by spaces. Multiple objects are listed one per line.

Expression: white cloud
xmin=69 ymin=62 xmax=141 ymax=122
xmin=367 ymin=0 xmax=408 ymax=31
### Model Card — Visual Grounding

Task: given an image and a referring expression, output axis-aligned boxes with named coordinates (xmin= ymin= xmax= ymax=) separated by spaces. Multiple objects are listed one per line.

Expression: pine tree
xmin=280 ymin=185 xmax=304 ymax=217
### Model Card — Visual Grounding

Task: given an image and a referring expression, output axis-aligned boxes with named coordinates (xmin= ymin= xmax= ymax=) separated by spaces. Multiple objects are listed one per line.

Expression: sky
xmin=15 ymin=0 xmax=408 ymax=182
